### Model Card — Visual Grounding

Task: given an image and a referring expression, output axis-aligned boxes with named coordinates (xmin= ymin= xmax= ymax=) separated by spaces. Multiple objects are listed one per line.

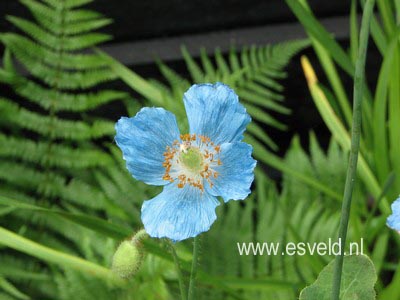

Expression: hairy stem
xmin=188 ymin=236 xmax=200 ymax=300
xmin=331 ymin=0 xmax=375 ymax=299
xmin=167 ymin=241 xmax=187 ymax=300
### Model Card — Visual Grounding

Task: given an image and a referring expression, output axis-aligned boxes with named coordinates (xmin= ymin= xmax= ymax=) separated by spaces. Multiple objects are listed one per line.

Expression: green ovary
xmin=179 ymin=147 xmax=203 ymax=173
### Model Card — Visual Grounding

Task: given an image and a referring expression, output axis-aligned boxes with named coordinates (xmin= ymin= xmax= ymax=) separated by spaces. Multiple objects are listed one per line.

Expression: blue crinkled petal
xmin=183 ymin=82 xmax=251 ymax=144
xmin=206 ymin=142 xmax=256 ymax=202
xmin=387 ymin=197 xmax=400 ymax=231
xmin=115 ymin=107 xmax=180 ymax=186
xmin=141 ymin=183 xmax=220 ymax=241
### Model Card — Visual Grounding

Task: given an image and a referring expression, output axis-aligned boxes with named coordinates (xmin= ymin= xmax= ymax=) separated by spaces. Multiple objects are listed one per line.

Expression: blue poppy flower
xmin=387 ymin=197 xmax=400 ymax=232
xmin=115 ymin=83 xmax=256 ymax=241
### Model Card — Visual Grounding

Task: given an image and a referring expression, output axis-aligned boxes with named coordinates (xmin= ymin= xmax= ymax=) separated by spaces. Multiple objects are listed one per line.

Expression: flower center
xmin=162 ymin=134 xmax=222 ymax=192
xmin=179 ymin=147 xmax=203 ymax=173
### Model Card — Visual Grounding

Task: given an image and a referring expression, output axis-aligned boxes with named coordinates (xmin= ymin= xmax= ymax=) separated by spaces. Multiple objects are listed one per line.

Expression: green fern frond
xmin=0 ymin=161 xmax=108 ymax=210
xmin=58 ymin=18 xmax=112 ymax=35
xmin=0 ymin=161 xmax=64 ymax=195
xmin=62 ymin=33 xmax=112 ymax=50
xmin=0 ymin=134 xmax=112 ymax=168
xmin=93 ymin=170 xmax=140 ymax=219
xmin=0 ymin=68 xmax=16 ymax=84
xmin=19 ymin=0 xmax=56 ymax=22
xmin=62 ymin=178 xmax=108 ymax=209
xmin=9 ymin=49 xmax=115 ymax=88
xmin=20 ymin=0 xmax=110 ymax=36
xmin=2 ymin=49 xmax=16 ymax=74
xmin=1 ymin=34 xmax=109 ymax=70
xmin=14 ymin=79 xmax=127 ymax=112
xmin=0 ymin=1 xmax=139 ymax=298
xmin=0 ymin=186 xmax=36 ymax=204
xmin=0 ymin=99 xmax=114 ymax=140
xmin=6 ymin=16 xmax=60 ymax=49
xmin=8 ymin=16 xmax=111 ymax=51
xmin=43 ymin=0 xmax=94 ymax=10
xmin=63 ymin=8 xmax=103 ymax=23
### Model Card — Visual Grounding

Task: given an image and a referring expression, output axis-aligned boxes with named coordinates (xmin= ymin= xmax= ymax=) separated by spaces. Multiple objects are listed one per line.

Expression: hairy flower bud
xmin=111 ymin=229 xmax=148 ymax=279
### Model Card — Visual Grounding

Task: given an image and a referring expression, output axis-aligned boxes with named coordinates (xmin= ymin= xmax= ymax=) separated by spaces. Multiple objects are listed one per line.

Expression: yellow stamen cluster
xmin=162 ymin=134 xmax=222 ymax=192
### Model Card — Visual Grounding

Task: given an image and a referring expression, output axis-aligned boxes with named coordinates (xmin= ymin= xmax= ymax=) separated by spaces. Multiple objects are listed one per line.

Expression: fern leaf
xmin=20 ymin=0 xmax=58 ymax=23
xmin=62 ymin=33 xmax=112 ymax=51
xmin=245 ymin=103 xmax=287 ymax=130
xmin=7 ymin=16 xmax=111 ymax=51
xmin=61 ymin=178 xmax=108 ymax=209
xmin=0 ymin=99 xmax=114 ymax=140
xmin=2 ymin=34 xmax=109 ymax=70
xmin=181 ymin=46 xmax=204 ymax=82
xmin=8 ymin=47 xmax=116 ymax=89
xmin=0 ymin=134 xmax=112 ymax=168
xmin=237 ymin=87 xmax=289 ymax=113
xmin=0 ymin=68 xmax=17 ymax=84
xmin=7 ymin=16 xmax=60 ymax=50
xmin=246 ymin=122 xmax=278 ymax=151
xmin=21 ymin=0 xmax=109 ymax=36
xmin=64 ymin=0 xmax=94 ymax=9
xmin=0 ymin=162 xmax=64 ymax=195
xmin=62 ymin=18 xmax=113 ymax=35
xmin=214 ymin=48 xmax=230 ymax=77
xmin=2 ymin=49 xmax=15 ymax=74
xmin=0 ymin=1 xmax=137 ymax=298
xmin=64 ymin=8 xmax=103 ymax=23
xmin=0 ymin=162 xmax=107 ymax=209
xmin=14 ymin=79 xmax=126 ymax=112
xmin=42 ymin=0 xmax=94 ymax=10
xmin=200 ymin=48 xmax=216 ymax=79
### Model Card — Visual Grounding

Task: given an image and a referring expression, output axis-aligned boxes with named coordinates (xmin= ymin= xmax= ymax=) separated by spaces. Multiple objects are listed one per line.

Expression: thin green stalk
xmin=331 ymin=0 xmax=375 ymax=300
xmin=167 ymin=241 xmax=187 ymax=300
xmin=188 ymin=236 xmax=200 ymax=300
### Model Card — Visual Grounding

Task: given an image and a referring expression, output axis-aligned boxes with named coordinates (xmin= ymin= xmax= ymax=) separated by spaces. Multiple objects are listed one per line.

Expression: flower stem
xmin=167 ymin=241 xmax=187 ymax=300
xmin=331 ymin=0 xmax=375 ymax=299
xmin=188 ymin=236 xmax=200 ymax=300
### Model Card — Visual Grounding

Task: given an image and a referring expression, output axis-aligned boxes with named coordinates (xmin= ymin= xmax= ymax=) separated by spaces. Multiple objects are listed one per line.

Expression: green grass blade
xmin=286 ymin=0 xmax=354 ymax=75
xmin=97 ymin=50 xmax=164 ymax=106
xmin=377 ymin=0 xmax=396 ymax=36
xmin=0 ymin=227 xmax=123 ymax=285
xmin=301 ymin=56 xmax=389 ymax=214
xmin=373 ymin=28 xmax=400 ymax=184
xmin=360 ymin=0 xmax=387 ymax=54
xmin=350 ymin=0 xmax=359 ymax=64
xmin=0 ymin=195 xmax=130 ymax=239
xmin=313 ymin=42 xmax=352 ymax=128
xmin=396 ymin=0 xmax=400 ymax=23
xmin=0 ymin=277 xmax=30 ymax=300
xmin=389 ymin=47 xmax=400 ymax=193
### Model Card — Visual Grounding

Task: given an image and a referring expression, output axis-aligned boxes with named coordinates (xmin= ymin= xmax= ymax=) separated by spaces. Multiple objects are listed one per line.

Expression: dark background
xmin=0 ymin=1 xmax=350 ymax=42
xmin=0 ymin=0 xmax=381 ymax=157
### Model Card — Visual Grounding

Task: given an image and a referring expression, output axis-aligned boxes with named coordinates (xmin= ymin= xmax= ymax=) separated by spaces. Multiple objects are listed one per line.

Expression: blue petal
xmin=141 ymin=184 xmax=220 ymax=241
xmin=184 ymin=83 xmax=251 ymax=144
xmin=115 ymin=107 xmax=180 ymax=186
xmin=206 ymin=142 xmax=256 ymax=202
xmin=387 ymin=197 xmax=400 ymax=231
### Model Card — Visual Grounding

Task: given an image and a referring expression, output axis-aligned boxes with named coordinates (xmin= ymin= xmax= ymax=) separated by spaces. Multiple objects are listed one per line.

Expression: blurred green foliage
xmin=0 ymin=0 xmax=399 ymax=299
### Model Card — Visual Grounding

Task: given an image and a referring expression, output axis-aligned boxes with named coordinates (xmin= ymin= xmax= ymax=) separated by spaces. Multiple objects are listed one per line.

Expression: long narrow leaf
xmin=286 ymin=0 xmax=354 ymax=75
xmin=0 ymin=227 xmax=123 ymax=285
xmin=301 ymin=56 xmax=390 ymax=214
